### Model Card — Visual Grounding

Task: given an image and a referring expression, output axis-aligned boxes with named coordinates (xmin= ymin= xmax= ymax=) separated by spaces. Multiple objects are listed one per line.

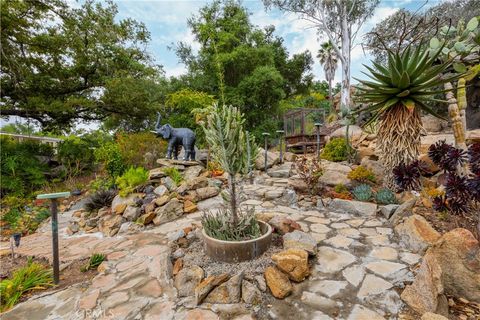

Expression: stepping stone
xmin=365 ymin=235 xmax=391 ymax=246
xmin=311 ymin=311 xmax=334 ymax=320
xmin=323 ymin=235 xmax=354 ymax=249
xmin=311 ymin=233 xmax=328 ymax=243
xmin=342 ymin=265 xmax=365 ymax=287
xmin=376 ymin=227 xmax=393 ymax=235
xmin=400 ymin=252 xmax=422 ymax=265
xmin=310 ymin=280 xmax=348 ymax=298
xmin=347 ymin=304 xmax=385 ymax=320
xmin=301 ymin=291 xmax=341 ymax=311
xmin=305 ymin=217 xmax=331 ymax=224
xmin=359 ymin=228 xmax=378 ymax=236
xmin=338 ymin=228 xmax=361 ymax=239
xmin=303 ymin=210 xmax=325 ymax=217
xmin=310 ymin=224 xmax=331 ymax=234
xmin=365 ymin=261 xmax=406 ymax=279
xmin=345 ymin=219 xmax=365 ymax=227
xmin=316 ymin=247 xmax=356 ymax=274
xmin=242 ymin=199 xmax=262 ymax=206
xmin=369 ymin=247 xmax=398 ymax=261
xmin=363 ymin=219 xmax=383 ymax=227
xmin=357 ymin=274 xmax=392 ymax=299
xmin=330 ymin=222 xmax=349 ymax=229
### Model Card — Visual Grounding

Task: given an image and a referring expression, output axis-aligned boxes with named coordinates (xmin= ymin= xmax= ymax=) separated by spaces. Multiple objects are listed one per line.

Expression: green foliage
xmin=57 ymin=136 xmax=95 ymax=179
xmin=0 ymin=259 xmax=53 ymax=312
xmin=1 ymin=0 xmax=163 ymax=131
xmin=352 ymin=184 xmax=373 ymax=201
xmin=115 ymin=167 xmax=149 ymax=197
xmin=115 ymin=132 xmax=167 ymax=169
xmin=88 ymin=177 xmax=115 ymax=193
xmin=347 ymin=166 xmax=376 ymax=183
xmin=162 ymin=167 xmax=183 ymax=186
xmin=80 ymin=253 xmax=106 ymax=272
xmin=202 ymin=208 xmax=261 ymax=241
xmin=375 ymin=188 xmax=397 ymax=205
xmin=84 ymin=189 xmax=117 ymax=212
xmin=334 ymin=184 xmax=349 ymax=194
xmin=321 ymin=138 xmax=348 ymax=162
xmin=94 ymin=142 xmax=126 ymax=178
xmin=0 ymin=136 xmax=49 ymax=196
xmin=356 ymin=44 xmax=461 ymax=125
xmin=176 ymin=1 xmax=313 ymax=141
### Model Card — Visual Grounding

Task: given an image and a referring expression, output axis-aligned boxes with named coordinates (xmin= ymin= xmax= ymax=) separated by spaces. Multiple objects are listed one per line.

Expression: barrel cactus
xmin=375 ymin=188 xmax=397 ymax=205
xmin=352 ymin=184 xmax=373 ymax=202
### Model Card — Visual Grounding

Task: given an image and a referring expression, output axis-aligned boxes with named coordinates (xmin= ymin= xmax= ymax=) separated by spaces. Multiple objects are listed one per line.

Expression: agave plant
xmin=356 ymin=44 xmax=461 ymax=188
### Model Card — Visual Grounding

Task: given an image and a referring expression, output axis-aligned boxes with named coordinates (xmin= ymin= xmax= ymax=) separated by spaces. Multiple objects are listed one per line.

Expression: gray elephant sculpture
xmin=152 ymin=113 xmax=196 ymax=161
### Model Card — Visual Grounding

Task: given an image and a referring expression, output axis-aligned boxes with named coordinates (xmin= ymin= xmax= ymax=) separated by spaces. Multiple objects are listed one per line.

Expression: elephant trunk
xmin=154 ymin=112 xmax=162 ymax=131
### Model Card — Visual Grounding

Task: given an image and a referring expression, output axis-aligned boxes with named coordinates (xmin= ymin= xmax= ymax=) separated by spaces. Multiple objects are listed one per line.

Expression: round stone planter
xmin=202 ymin=220 xmax=273 ymax=262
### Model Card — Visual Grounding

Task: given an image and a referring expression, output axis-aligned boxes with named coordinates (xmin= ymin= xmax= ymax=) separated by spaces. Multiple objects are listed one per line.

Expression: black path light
xmin=276 ymin=129 xmax=285 ymax=164
xmin=36 ymin=191 xmax=71 ymax=284
xmin=10 ymin=233 xmax=21 ymax=259
xmin=262 ymin=132 xmax=270 ymax=173
xmin=315 ymin=122 xmax=322 ymax=159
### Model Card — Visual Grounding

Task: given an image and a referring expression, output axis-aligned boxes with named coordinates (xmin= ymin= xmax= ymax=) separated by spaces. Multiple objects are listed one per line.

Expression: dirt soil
xmin=0 ymin=254 xmax=97 ymax=303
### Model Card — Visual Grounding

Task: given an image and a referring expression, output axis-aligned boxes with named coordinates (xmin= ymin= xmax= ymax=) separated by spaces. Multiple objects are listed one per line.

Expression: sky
xmin=113 ymin=0 xmax=444 ymax=84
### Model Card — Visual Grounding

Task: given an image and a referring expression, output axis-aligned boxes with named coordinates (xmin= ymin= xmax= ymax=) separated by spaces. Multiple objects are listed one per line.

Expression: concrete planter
xmin=202 ymin=220 xmax=273 ymax=262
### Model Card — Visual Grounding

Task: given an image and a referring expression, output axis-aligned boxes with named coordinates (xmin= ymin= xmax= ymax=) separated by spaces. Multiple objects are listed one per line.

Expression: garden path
xmin=1 ymin=175 xmax=419 ymax=320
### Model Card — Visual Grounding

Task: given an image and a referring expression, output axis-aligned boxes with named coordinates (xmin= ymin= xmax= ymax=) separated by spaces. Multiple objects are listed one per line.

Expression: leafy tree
xmin=175 ymin=0 xmax=313 ymax=139
xmin=365 ymin=1 xmax=480 ymax=62
xmin=264 ymin=0 xmax=379 ymax=111
xmin=317 ymin=41 xmax=339 ymax=108
xmin=1 ymin=0 xmax=164 ymax=132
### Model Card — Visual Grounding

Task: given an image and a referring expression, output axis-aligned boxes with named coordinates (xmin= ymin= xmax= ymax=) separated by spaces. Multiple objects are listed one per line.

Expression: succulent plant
xmin=352 ymin=184 xmax=373 ymax=202
xmin=392 ymin=161 xmax=424 ymax=191
xmin=84 ymin=189 xmax=117 ymax=212
xmin=468 ymin=143 xmax=480 ymax=175
xmin=375 ymin=188 xmax=397 ymax=205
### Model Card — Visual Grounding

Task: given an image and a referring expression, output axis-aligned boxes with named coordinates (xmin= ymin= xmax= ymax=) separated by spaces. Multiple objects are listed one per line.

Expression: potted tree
xmin=200 ymin=104 xmax=272 ymax=262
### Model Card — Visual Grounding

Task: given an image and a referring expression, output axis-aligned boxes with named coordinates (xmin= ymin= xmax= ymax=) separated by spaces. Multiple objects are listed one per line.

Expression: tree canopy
xmin=1 ymin=0 xmax=165 ymax=132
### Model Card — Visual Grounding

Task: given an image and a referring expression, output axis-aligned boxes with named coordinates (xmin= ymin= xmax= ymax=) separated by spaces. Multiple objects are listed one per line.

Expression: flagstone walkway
xmin=1 ymin=177 xmax=420 ymax=320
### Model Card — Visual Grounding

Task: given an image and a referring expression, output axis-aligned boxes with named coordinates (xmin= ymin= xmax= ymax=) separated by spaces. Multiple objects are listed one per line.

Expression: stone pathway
xmin=1 ymin=173 xmax=420 ymax=320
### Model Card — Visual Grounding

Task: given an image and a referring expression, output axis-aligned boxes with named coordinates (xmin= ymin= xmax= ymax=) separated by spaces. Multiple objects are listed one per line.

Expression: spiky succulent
xmin=428 ymin=140 xmax=454 ymax=168
xmin=356 ymin=44 xmax=460 ymax=125
xmin=468 ymin=143 xmax=480 ymax=175
xmin=375 ymin=188 xmax=397 ymax=205
xmin=392 ymin=161 xmax=423 ymax=191
xmin=445 ymin=173 xmax=470 ymax=200
xmin=84 ymin=189 xmax=117 ymax=212
xmin=432 ymin=196 xmax=448 ymax=212
xmin=352 ymin=184 xmax=373 ymax=202
xmin=429 ymin=140 xmax=467 ymax=172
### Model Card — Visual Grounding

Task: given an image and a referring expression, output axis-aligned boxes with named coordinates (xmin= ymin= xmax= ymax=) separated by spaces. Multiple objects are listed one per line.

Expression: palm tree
xmin=317 ymin=41 xmax=338 ymax=109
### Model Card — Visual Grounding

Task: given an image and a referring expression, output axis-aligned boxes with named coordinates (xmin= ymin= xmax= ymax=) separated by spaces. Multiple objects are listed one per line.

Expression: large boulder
xmin=195 ymin=274 xmax=229 ymax=305
xmin=264 ymin=266 xmax=293 ymax=299
xmin=288 ymin=177 xmax=308 ymax=193
xmin=175 ymin=266 xmax=204 ymax=297
xmin=422 ymin=115 xmax=445 ymax=133
xmin=318 ymin=161 xmax=352 ymax=187
xmin=186 ymin=176 xmax=208 ymax=190
xmin=389 ymin=198 xmax=417 ymax=225
xmin=394 ymin=215 xmax=441 ymax=254
xmin=255 ymin=148 xmax=280 ymax=170
xmin=329 ymin=125 xmax=364 ymax=142
xmin=123 ymin=205 xmax=141 ymax=221
xmin=268 ymin=216 xmax=302 ymax=235
xmin=204 ymin=272 xmax=244 ymax=304
xmin=401 ymin=251 xmax=445 ymax=315
xmin=153 ymin=198 xmax=183 ymax=225
xmin=328 ymin=198 xmax=377 ymax=216
xmin=283 ymin=230 xmax=317 ymax=255
xmin=184 ymin=165 xmax=204 ymax=181
xmin=360 ymin=158 xmax=384 ymax=183
xmin=193 ymin=186 xmax=220 ymax=201
xmin=271 ymin=249 xmax=310 ymax=282
xmin=430 ymin=228 xmax=480 ymax=302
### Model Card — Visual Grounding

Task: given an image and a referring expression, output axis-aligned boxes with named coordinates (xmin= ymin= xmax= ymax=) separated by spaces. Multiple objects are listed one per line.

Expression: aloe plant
xmin=356 ymin=44 xmax=461 ymax=188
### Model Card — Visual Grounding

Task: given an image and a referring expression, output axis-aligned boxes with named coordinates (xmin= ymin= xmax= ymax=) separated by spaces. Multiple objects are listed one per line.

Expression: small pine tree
xmin=202 ymin=104 xmax=258 ymax=226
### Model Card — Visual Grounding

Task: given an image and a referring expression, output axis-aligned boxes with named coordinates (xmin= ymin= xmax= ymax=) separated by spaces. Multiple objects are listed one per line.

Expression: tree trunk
xmin=228 ymin=173 xmax=238 ymax=226
xmin=340 ymin=9 xmax=351 ymax=111
xmin=328 ymin=79 xmax=333 ymax=113
xmin=378 ymin=104 xmax=422 ymax=189
xmin=445 ymin=82 xmax=467 ymax=150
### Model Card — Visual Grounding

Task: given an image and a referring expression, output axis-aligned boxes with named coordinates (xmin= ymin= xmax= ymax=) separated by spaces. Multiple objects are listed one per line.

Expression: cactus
xmin=375 ymin=188 xmax=397 ymax=205
xmin=352 ymin=184 xmax=373 ymax=202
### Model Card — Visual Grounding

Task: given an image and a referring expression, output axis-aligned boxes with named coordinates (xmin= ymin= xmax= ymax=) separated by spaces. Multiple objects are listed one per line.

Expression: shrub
xmin=0 ymin=259 xmax=53 ymax=312
xmin=202 ymin=208 xmax=261 ymax=241
xmin=89 ymin=176 xmax=115 ymax=192
xmin=94 ymin=142 xmax=126 ymax=178
xmin=57 ymin=136 xmax=95 ymax=179
xmin=348 ymin=166 xmax=376 ymax=183
xmin=352 ymin=184 xmax=373 ymax=201
xmin=84 ymin=189 xmax=117 ymax=211
xmin=80 ymin=253 xmax=106 ymax=272
xmin=334 ymin=184 xmax=349 ymax=194
xmin=321 ymin=138 xmax=348 ymax=162
xmin=115 ymin=166 xmax=149 ymax=197
xmin=375 ymin=188 xmax=397 ymax=205
xmin=162 ymin=167 xmax=183 ymax=186
xmin=295 ymin=156 xmax=324 ymax=195
xmin=0 ymin=136 xmax=48 ymax=196
xmin=116 ymin=132 xmax=167 ymax=169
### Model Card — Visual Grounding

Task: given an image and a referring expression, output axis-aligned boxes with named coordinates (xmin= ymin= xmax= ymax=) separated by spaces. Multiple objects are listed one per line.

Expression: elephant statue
xmin=152 ymin=113 xmax=196 ymax=161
